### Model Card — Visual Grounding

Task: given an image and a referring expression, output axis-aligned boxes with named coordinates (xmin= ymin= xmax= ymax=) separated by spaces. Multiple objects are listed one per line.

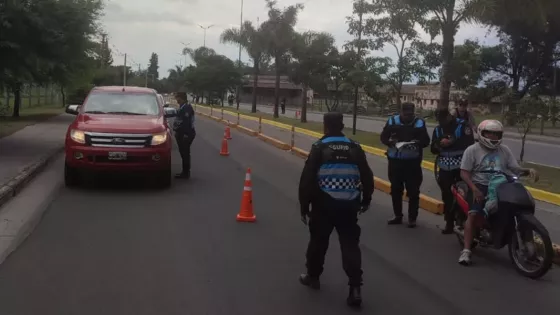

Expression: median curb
xmin=257 ymin=134 xmax=291 ymax=150
xmin=0 ymin=146 xmax=64 ymax=209
xmin=200 ymin=111 xmax=560 ymax=265
xmin=196 ymin=105 xmax=560 ymax=207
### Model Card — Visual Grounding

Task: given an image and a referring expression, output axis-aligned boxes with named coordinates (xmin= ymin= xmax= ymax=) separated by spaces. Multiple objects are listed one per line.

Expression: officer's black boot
xmin=346 ymin=286 xmax=362 ymax=308
xmin=387 ymin=216 xmax=403 ymax=225
xmin=441 ymin=221 xmax=454 ymax=234
xmin=299 ymin=274 xmax=320 ymax=290
xmin=175 ymin=172 xmax=190 ymax=179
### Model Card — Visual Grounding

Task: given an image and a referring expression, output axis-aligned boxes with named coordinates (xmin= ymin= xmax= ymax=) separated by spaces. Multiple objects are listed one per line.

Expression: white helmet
xmin=478 ymin=119 xmax=503 ymax=150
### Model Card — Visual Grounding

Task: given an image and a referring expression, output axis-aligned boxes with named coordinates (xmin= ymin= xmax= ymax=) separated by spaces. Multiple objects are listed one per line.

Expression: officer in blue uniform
xmin=298 ymin=112 xmax=374 ymax=308
xmin=431 ymin=108 xmax=474 ymax=233
xmin=380 ymin=103 xmax=430 ymax=228
xmin=173 ymin=92 xmax=196 ymax=179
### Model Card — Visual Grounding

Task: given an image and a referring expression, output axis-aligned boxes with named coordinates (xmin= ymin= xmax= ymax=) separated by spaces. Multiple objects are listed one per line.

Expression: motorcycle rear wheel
xmin=508 ymin=221 xmax=554 ymax=279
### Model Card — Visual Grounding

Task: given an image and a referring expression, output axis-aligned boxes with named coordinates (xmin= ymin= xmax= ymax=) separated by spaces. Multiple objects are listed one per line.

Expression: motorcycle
xmin=451 ymin=170 xmax=554 ymax=279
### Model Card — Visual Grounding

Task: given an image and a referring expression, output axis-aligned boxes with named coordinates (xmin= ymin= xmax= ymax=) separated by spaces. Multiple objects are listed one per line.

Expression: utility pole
xmin=123 ymin=53 xmax=127 ymax=86
xmin=145 ymin=69 xmax=148 ymax=87
xmin=235 ymin=0 xmax=244 ymax=110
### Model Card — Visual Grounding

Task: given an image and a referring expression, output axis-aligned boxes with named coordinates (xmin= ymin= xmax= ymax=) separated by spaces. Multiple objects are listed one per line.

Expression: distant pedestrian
xmin=280 ymin=97 xmax=286 ymax=114
xmin=380 ymin=102 xmax=430 ymax=228
xmin=173 ymin=92 xmax=196 ymax=179
xmin=298 ymin=112 xmax=374 ymax=308
xmin=431 ymin=108 xmax=474 ymax=234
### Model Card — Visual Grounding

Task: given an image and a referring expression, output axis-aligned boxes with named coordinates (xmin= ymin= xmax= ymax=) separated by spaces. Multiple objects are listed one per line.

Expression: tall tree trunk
xmin=301 ymin=85 xmax=308 ymax=123
xmin=60 ymin=86 xmax=66 ymax=107
xmin=251 ymin=60 xmax=259 ymax=113
xmin=273 ymin=55 xmax=281 ymax=118
xmin=438 ymin=5 xmax=456 ymax=120
xmin=11 ymin=83 xmax=22 ymax=118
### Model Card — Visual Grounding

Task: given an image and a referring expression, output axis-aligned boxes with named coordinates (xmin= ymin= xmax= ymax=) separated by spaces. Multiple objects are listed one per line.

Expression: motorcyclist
xmin=458 ymin=119 xmax=538 ymax=266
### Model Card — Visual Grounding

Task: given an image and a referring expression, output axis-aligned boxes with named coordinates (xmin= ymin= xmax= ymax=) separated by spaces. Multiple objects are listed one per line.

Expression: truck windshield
xmin=83 ymin=92 xmax=159 ymax=115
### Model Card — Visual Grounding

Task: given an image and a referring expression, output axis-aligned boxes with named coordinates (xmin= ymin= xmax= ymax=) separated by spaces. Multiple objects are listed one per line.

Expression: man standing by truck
xmin=173 ymin=92 xmax=196 ymax=179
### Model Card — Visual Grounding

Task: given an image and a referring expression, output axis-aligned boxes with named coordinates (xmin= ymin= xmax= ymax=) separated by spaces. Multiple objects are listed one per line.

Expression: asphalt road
xmin=236 ymin=103 xmax=560 ymax=168
xmin=0 ymin=116 xmax=558 ymax=315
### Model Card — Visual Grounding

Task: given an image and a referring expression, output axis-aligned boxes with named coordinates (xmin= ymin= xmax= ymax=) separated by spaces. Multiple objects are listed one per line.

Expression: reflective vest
xmin=435 ymin=118 xmax=465 ymax=171
xmin=317 ymin=136 xmax=361 ymax=201
xmin=386 ymin=115 xmax=424 ymax=160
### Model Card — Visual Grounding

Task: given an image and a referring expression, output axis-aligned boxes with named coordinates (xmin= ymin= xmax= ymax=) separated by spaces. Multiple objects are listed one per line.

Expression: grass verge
xmin=0 ymin=105 xmax=64 ymax=138
xmin=204 ymin=105 xmax=560 ymax=194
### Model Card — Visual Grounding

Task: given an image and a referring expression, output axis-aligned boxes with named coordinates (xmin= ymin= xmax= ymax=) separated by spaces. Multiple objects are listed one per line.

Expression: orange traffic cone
xmin=225 ymin=126 xmax=232 ymax=140
xmin=237 ymin=168 xmax=256 ymax=222
xmin=220 ymin=137 xmax=229 ymax=156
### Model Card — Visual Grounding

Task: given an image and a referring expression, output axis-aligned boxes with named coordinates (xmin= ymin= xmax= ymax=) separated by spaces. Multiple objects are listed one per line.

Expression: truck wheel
xmin=64 ymin=163 xmax=80 ymax=188
xmin=156 ymin=169 xmax=171 ymax=189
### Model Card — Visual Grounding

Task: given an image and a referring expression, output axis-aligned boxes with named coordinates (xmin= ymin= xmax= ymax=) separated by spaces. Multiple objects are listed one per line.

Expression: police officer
xmin=298 ymin=112 xmax=374 ymax=308
xmin=380 ymin=102 xmax=430 ymax=228
xmin=431 ymin=108 xmax=474 ymax=234
xmin=173 ymin=92 xmax=196 ymax=179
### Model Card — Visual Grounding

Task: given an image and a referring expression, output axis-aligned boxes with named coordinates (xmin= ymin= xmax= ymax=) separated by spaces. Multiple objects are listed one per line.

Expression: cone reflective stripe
xmin=237 ymin=168 xmax=256 ymax=222
xmin=225 ymin=126 xmax=232 ymax=140
xmin=220 ymin=137 xmax=229 ymax=156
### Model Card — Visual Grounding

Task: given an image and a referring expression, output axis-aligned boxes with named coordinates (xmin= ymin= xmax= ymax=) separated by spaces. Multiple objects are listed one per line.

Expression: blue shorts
xmin=467 ymin=184 xmax=488 ymax=215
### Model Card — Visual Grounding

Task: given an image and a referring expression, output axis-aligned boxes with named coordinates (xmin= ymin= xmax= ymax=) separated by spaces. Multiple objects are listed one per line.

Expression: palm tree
xmin=261 ymin=0 xmax=304 ymax=118
xmin=221 ymin=21 xmax=267 ymax=113
xmin=182 ymin=46 xmax=216 ymax=66
xmin=289 ymin=31 xmax=335 ymax=122
xmin=406 ymin=0 xmax=495 ymax=117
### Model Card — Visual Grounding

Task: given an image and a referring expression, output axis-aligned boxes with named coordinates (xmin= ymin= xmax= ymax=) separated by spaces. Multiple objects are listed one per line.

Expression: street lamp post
xmin=180 ymin=41 xmax=190 ymax=66
xmin=198 ymin=24 xmax=214 ymax=47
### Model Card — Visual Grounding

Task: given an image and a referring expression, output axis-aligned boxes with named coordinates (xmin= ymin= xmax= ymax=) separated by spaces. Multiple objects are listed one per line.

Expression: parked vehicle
xmin=452 ymin=170 xmax=553 ymax=279
xmin=64 ymin=86 xmax=177 ymax=188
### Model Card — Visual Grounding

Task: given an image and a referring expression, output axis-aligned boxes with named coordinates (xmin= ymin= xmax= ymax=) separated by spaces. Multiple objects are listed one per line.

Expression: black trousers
xmin=175 ymin=132 xmax=195 ymax=174
xmin=388 ymin=159 xmax=423 ymax=220
xmin=305 ymin=203 xmax=362 ymax=286
xmin=437 ymin=168 xmax=462 ymax=224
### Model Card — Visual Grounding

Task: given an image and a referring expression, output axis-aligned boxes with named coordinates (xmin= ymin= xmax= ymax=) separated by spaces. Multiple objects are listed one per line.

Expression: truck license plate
xmin=108 ymin=152 xmax=127 ymax=160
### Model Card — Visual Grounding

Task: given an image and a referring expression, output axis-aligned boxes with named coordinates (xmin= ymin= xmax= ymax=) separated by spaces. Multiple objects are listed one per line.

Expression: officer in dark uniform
xmin=173 ymin=92 xmax=196 ymax=179
xmin=298 ymin=112 xmax=374 ymax=308
xmin=380 ymin=102 xmax=430 ymax=228
xmin=431 ymin=108 xmax=474 ymax=234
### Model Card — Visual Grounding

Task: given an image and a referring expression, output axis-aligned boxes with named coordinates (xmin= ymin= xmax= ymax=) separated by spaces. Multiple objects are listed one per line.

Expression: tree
xmin=221 ymin=20 xmax=268 ymax=113
xmin=448 ymin=39 xmax=482 ymax=91
xmin=323 ymin=49 xmax=355 ymax=112
xmin=365 ymin=0 xmax=426 ymax=108
xmin=406 ymin=0 xmax=495 ymax=116
xmin=508 ymin=97 xmax=549 ymax=161
xmin=289 ymin=31 xmax=336 ymax=122
xmin=261 ymin=0 xmax=304 ymax=118
xmin=148 ymin=53 xmax=159 ymax=80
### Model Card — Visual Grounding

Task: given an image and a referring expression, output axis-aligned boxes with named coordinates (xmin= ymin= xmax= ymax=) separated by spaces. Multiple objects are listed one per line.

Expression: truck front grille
xmin=85 ymin=132 xmax=152 ymax=148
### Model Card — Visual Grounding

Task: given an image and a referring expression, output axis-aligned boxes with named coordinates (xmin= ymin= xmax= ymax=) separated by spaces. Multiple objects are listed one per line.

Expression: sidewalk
xmin=197 ymin=106 xmax=560 ymax=244
xmin=0 ymin=114 xmax=72 ymax=207
xmin=239 ymin=103 xmax=560 ymax=144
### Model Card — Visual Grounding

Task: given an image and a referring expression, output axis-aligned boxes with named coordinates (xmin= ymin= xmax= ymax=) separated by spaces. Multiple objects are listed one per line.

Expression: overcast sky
xmin=102 ymin=0 xmax=498 ymax=79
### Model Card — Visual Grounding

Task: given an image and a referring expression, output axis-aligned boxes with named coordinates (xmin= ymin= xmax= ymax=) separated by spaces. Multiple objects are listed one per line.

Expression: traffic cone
xmin=220 ymin=137 xmax=229 ymax=156
xmin=237 ymin=168 xmax=256 ymax=222
xmin=225 ymin=126 xmax=232 ymax=140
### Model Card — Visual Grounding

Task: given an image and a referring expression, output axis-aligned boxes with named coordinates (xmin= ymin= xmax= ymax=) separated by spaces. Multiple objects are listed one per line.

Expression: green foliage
xmin=148 ymin=53 xmax=159 ymax=80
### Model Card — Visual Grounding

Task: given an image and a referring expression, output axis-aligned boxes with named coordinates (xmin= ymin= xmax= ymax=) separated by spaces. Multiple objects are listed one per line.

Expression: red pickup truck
xmin=64 ymin=86 xmax=177 ymax=188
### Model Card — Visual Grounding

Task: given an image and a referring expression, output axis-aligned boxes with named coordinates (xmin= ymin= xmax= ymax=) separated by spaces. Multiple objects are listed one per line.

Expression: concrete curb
xmin=198 ymin=106 xmax=560 ymax=207
xmin=200 ymin=112 xmax=560 ymax=265
xmin=257 ymin=134 xmax=291 ymax=150
xmin=0 ymin=146 xmax=64 ymax=209
xmin=0 ymin=155 xmax=65 ymax=265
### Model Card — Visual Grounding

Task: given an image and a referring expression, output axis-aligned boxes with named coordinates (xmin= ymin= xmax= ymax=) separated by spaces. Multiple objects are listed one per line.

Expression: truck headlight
xmin=151 ymin=132 xmax=168 ymax=146
xmin=70 ymin=129 xmax=85 ymax=144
